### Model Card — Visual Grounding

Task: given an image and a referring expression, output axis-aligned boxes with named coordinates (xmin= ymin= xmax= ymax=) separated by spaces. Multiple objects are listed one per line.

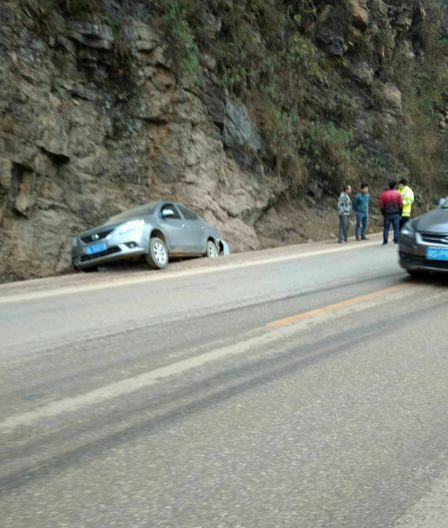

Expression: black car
xmin=399 ymin=198 xmax=448 ymax=275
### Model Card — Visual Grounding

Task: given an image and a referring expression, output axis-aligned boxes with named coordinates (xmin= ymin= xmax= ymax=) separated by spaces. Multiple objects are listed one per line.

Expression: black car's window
xmin=161 ymin=204 xmax=181 ymax=219
xmin=178 ymin=205 xmax=199 ymax=221
xmin=105 ymin=203 xmax=158 ymax=224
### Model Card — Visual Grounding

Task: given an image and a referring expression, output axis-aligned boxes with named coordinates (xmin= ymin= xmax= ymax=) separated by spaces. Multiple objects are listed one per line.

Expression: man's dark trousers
xmin=355 ymin=212 xmax=368 ymax=240
xmin=383 ymin=214 xmax=400 ymax=244
xmin=339 ymin=215 xmax=349 ymax=242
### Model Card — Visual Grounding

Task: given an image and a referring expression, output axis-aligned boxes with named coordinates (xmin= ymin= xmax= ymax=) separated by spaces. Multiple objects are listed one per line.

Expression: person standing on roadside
xmin=379 ymin=181 xmax=403 ymax=245
xmin=397 ymin=178 xmax=415 ymax=229
xmin=354 ymin=183 xmax=371 ymax=241
xmin=338 ymin=185 xmax=352 ymax=243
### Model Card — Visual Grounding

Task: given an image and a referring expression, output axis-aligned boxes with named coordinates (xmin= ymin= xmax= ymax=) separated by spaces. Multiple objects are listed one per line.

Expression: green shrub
xmin=303 ymin=121 xmax=355 ymax=191
xmin=152 ymin=0 xmax=203 ymax=79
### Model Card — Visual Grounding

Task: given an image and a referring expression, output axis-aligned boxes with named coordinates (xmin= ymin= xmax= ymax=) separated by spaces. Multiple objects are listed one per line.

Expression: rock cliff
xmin=0 ymin=0 xmax=447 ymax=280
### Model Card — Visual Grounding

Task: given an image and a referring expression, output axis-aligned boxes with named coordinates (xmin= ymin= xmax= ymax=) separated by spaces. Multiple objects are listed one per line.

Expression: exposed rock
xmin=132 ymin=21 xmax=161 ymax=52
xmin=391 ymin=7 xmax=413 ymax=32
xmin=199 ymin=53 xmax=217 ymax=71
xmin=153 ymin=69 xmax=176 ymax=92
xmin=9 ymin=163 xmax=35 ymax=216
xmin=317 ymin=28 xmax=345 ymax=57
xmin=0 ymin=157 xmax=12 ymax=190
xmin=37 ymin=119 xmax=70 ymax=160
xmin=306 ymin=180 xmax=324 ymax=200
xmin=349 ymin=61 xmax=375 ymax=86
xmin=398 ymin=40 xmax=416 ymax=60
xmin=414 ymin=4 xmax=427 ymax=24
xmin=70 ymin=22 xmax=114 ymax=51
xmin=348 ymin=0 xmax=369 ymax=31
xmin=382 ymin=83 xmax=403 ymax=114
xmin=200 ymin=76 xmax=226 ymax=125
xmin=222 ymin=100 xmax=262 ymax=151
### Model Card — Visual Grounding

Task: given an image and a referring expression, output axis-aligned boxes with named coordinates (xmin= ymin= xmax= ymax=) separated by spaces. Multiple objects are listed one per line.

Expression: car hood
xmin=103 ymin=214 xmax=154 ymax=227
xmin=77 ymin=223 xmax=118 ymax=238
xmin=414 ymin=208 xmax=448 ymax=233
xmin=77 ymin=218 xmax=152 ymax=238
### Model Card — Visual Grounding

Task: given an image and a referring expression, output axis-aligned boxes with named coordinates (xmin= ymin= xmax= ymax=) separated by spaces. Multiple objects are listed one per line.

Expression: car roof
xmin=105 ymin=200 xmax=199 ymax=222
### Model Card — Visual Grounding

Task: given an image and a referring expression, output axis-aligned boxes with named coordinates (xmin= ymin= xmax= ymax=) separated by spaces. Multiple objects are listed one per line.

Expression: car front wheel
xmin=145 ymin=237 xmax=169 ymax=269
xmin=73 ymin=262 xmax=97 ymax=273
xmin=406 ymin=269 xmax=427 ymax=279
xmin=206 ymin=239 xmax=219 ymax=258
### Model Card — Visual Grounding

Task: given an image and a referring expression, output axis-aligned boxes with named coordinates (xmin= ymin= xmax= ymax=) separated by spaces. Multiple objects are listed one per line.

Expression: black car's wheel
xmin=83 ymin=267 xmax=98 ymax=272
xmin=406 ymin=269 xmax=426 ymax=278
xmin=145 ymin=237 xmax=169 ymax=269
xmin=206 ymin=239 xmax=219 ymax=258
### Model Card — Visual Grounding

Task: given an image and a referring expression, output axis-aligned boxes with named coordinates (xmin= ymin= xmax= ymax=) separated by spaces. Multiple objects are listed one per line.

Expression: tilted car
xmin=399 ymin=198 xmax=448 ymax=276
xmin=71 ymin=201 xmax=229 ymax=271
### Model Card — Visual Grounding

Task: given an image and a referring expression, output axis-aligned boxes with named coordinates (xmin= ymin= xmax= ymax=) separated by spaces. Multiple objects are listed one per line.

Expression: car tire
xmin=406 ymin=269 xmax=426 ymax=278
xmin=73 ymin=262 xmax=97 ymax=273
xmin=145 ymin=237 xmax=169 ymax=270
xmin=206 ymin=239 xmax=219 ymax=258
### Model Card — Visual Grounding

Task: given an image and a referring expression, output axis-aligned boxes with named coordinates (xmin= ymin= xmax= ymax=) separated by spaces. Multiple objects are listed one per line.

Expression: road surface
xmin=1 ymin=238 xmax=448 ymax=528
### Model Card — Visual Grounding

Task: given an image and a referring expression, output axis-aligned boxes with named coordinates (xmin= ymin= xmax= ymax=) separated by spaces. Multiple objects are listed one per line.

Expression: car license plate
xmin=426 ymin=247 xmax=448 ymax=261
xmin=85 ymin=241 xmax=108 ymax=255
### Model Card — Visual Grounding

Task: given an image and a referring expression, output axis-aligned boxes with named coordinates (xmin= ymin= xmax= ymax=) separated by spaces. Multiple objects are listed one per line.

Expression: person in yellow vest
xmin=397 ymin=178 xmax=415 ymax=229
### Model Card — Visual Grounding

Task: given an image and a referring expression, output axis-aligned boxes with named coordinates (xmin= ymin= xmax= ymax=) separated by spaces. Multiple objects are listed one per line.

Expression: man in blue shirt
xmin=354 ymin=183 xmax=370 ymax=241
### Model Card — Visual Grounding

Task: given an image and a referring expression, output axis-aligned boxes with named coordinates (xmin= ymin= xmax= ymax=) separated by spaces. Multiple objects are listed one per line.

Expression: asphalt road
xmin=1 ymin=238 xmax=448 ymax=528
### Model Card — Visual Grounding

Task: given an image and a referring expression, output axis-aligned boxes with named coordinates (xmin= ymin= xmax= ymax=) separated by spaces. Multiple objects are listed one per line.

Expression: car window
xmin=442 ymin=198 xmax=448 ymax=209
xmin=161 ymin=204 xmax=181 ymax=219
xmin=105 ymin=202 xmax=158 ymax=224
xmin=178 ymin=205 xmax=199 ymax=221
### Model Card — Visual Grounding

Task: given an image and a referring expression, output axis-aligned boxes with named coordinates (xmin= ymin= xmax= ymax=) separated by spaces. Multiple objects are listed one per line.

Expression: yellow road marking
xmin=267 ymin=283 xmax=410 ymax=329
xmin=0 ymin=282 xmax=414 ymax=433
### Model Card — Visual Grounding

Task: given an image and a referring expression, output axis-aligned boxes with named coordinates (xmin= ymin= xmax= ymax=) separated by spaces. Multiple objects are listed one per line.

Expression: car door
xmin=177 ymin=205 xmax=206 ymax=254
xmin=159 ymin=204 xmax=189 ymax=254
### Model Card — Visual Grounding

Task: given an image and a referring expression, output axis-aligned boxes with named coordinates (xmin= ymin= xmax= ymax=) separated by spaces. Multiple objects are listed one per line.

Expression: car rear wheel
xmin=145 ymin=237 xmax=169 ymax=269
xmin=206 ymin=239 xmax=219 ymax=258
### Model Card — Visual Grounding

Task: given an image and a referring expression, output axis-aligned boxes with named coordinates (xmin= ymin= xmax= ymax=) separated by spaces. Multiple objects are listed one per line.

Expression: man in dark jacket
xmin=379 ymin=181 xmax=403 ymax=245
xmin=354 ymin=183 xmax=370 ymax=241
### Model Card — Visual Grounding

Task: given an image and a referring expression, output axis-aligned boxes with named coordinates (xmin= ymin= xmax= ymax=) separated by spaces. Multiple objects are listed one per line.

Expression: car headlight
xmin=116 ymin=219 xmax=145 ymax=235
xmin=401 ymin=223 xmax=415 ymax=238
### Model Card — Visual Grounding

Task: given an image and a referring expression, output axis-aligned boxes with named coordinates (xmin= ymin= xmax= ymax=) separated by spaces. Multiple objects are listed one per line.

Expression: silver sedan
xmin=71 ymin=201 xmax=229 ymax=271
xmin=399 ymin=198 xmax=448 ymax=276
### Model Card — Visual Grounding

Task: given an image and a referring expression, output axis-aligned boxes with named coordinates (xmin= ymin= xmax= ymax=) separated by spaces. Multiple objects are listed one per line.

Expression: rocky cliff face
xmin=0 ymin=0 xmax=447 ymax=281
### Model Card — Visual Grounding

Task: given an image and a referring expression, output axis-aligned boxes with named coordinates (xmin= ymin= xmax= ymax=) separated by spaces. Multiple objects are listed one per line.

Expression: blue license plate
xmin=85 ymin=241 xmax=108 ymax=255
xmin=427 ymin=247 xmax=448 ymax=261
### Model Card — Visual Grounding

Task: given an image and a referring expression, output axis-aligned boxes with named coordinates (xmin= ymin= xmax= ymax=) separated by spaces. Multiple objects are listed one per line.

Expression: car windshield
xmin=105 ymin=203 xmax=158 ymax=225
xmin=442 ymin=199 xmax=448 ymax=209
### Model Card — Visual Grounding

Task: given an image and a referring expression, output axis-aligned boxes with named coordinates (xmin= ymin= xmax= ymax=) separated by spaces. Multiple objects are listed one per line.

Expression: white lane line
xmin=0 ymin=241 xmax=382 ymax=305
xmin=0 ymin=282 xmax=413 ymax=433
